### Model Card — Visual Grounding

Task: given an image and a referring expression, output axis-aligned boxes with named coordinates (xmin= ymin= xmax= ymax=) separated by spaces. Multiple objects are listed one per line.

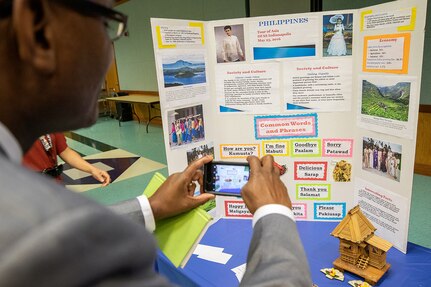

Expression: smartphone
xmin=203 ymin=161 xmax=250 ymax=196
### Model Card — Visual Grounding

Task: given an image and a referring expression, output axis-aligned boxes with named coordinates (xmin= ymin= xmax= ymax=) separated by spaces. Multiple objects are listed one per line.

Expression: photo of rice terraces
xmin=361 ymin=79 xmax=410 ymax=122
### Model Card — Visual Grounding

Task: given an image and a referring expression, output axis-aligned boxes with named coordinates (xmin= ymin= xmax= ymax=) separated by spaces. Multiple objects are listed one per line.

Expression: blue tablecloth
xmin=157 ymin=219 xmax=431 ymax=286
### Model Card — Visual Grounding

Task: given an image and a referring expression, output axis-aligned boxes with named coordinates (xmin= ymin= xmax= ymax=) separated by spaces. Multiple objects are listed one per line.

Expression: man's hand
xmin=241 ymin=155 xmax=291 ymax=214
xmin=149 ymin=155 xmax=215 ymax=220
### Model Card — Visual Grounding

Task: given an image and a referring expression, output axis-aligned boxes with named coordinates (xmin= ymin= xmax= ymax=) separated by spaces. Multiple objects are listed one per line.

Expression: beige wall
xmin=415 ymin=109 xmax=431 ymax=176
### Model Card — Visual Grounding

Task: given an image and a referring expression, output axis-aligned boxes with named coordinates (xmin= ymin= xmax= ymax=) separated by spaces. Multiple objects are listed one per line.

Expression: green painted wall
xmin=249 ymin=0 xmax=310 ymax=16
xmin=114 ymin=0 xmax=247 ymax=91
xmin=323 ymin=0 xmax=390 ymax=10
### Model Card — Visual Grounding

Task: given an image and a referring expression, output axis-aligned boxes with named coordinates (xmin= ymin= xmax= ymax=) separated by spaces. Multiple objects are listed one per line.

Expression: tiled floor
xmin=64 ymin=117 xmax=168 ymax=205
xmin=65 ymin=116 xmax=431 ymax=249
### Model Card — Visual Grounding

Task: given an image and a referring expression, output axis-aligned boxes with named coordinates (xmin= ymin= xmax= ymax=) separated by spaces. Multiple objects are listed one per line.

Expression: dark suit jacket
xmin=241 ymin=214 xmax=312 ymax=286
xmin=0 ymin=153 xmax=311 ymax=286
xmin=0 ymin=154 xmax=171 ymax=286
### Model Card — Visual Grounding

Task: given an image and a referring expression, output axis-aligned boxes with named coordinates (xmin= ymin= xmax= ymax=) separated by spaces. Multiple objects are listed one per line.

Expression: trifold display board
xmin=151 ymin=0 xmax=426 ymax=253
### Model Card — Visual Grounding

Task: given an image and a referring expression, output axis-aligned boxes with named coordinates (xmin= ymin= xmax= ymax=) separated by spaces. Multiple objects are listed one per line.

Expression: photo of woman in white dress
xmin=323 ymin=13 xmax=353 ymax=57
xmin=327 ymin=15 xmax=346 ymax=56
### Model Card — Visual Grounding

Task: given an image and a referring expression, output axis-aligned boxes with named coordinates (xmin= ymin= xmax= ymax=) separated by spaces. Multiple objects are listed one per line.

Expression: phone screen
xmin=204 ymin=162 xmax=250 ymax=196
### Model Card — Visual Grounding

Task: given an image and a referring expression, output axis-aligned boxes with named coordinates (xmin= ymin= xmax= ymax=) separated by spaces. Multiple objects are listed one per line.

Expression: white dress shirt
xmin=253 ymin=204 xmax=295 ymax=227
xmin=222 ymin=35 xmax=244 ymax=62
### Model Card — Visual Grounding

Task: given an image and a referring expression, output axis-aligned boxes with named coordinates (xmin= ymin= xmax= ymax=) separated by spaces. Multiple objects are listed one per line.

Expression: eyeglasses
xmin=56 ymin=0 xmax=128 ymax=42
xmin=0 ymin=0 xmax=128 ymax=42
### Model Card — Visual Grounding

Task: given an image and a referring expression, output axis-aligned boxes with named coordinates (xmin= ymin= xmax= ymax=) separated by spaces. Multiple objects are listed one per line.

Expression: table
xmin=156 ymin=219 xmax=431 ymax=286
xmin=106 ymin=94 xmax=160 ymax=132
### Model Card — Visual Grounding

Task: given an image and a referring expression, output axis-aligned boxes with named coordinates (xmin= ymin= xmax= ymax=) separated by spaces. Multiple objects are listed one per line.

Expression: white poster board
xmin=151 ymin=0 xmax=427 ymax=253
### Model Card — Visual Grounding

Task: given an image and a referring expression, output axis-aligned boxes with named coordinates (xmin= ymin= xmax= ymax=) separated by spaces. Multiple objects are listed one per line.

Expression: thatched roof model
xmin=331 ymin=205 xmax=393 ymax=251
xmin=331 ymin=205 xmax=376 ymax=243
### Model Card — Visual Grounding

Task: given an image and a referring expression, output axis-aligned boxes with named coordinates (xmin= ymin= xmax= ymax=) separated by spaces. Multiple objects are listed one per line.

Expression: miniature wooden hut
xmin=331 ymin=205 xmax=393 ymax=285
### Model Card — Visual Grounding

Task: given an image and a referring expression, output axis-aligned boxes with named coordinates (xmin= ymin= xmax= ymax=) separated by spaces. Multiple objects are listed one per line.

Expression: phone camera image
xmin=204 ymin=161 xmax=249 ymax=196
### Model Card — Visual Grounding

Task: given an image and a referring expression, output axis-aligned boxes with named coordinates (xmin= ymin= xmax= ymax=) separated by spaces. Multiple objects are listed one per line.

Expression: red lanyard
xmin=39 ymin=134 xmax=52 ymax=151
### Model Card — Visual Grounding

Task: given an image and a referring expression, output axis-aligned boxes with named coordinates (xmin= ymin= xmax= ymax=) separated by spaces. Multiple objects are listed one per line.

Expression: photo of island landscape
xmin=162 ymin=53 xmax=206 ymax=88
xmin=361 ymin=78 xmax=411 ymax=122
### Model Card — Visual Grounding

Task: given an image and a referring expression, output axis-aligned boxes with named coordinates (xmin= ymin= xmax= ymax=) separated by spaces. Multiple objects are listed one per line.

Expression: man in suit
xmin=0 ymin=0 xmax=312 ymax=286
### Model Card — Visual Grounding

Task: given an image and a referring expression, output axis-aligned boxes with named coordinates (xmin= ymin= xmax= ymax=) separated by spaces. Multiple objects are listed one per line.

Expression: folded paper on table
xmin=143 ymin=172 xmax=213 ymax=267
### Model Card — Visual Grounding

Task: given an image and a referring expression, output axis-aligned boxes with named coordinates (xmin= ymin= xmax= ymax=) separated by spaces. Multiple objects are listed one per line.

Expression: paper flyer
xmin=363 ymin=33 xmax=411 ymax=74
xmin=361 ymin=7 xmax=415 ymax=31
xmin=354 ymin=178 xmax=409 ymax=252
xmin=249 ymin=15 xmax=319 ymax=60
xmin=216 ymin=63 xmax=280 ymax=113
xmin=284 ymin=59 xmax=353 ymax=111
xmin=357 ymin=75 xmax=418 ymax=139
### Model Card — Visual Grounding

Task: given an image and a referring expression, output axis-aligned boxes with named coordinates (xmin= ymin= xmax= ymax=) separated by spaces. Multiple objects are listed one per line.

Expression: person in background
xmin=180 ymin=119 xmax=185 ymax=143
xmin=187 ymin=116 xmax=193 ymax=142
xmin=0 ymin=0 xmax=311 ymax=286
xmin=23 ymin=133 xmax=111 ymax=185
xmin=175 ymin=119 xmax=182 ymax=145
xmin=198 ymin=116 xmax=204 ymax=138
xmin=171 ymin=122 xmax=177 ymax=145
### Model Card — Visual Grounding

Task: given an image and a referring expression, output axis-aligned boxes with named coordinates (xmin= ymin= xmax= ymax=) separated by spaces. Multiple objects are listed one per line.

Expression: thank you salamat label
xmin=296 ymin=184 xmax=330 ymax=200
xmin=314 ymin=203 xmax=346 ymax=220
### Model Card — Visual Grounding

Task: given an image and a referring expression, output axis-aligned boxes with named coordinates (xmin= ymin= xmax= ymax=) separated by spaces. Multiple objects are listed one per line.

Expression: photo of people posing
xmin=186 ymin=143 xmax=215 ymax=165
xmin=362 ymin=137 xmax=402 ymax=182
xmin=322 ymin=13 xmax=353 ymax=57
xmin=167 ymin=104 xmax=205 ymax=149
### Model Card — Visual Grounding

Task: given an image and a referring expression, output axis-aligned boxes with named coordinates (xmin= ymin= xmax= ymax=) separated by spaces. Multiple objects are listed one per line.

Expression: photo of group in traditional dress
xmin=186 ymin=143 xmax=215 ymax=165
xmin=362 ymin=137 xmax=402 ymax=182
xmin=322 ymin=13 xmax=353 ymax=57
xmin=167 ymin=104 xmax=205 ymax=149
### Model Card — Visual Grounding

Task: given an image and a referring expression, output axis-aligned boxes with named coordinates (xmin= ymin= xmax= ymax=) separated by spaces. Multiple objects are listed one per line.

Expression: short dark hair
xmin=224 ymin=25 xmax=232 ymax=31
